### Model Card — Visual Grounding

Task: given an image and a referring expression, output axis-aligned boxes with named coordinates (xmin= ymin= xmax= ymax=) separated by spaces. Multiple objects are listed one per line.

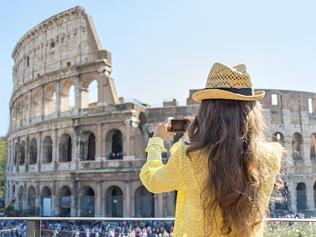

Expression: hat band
xmin=205 ymin=87 xmax=253 ymax=96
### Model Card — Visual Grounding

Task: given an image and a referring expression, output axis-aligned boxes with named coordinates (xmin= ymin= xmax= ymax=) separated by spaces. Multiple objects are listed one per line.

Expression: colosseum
xmin=5 ymin=6 xmax=316 ymax=218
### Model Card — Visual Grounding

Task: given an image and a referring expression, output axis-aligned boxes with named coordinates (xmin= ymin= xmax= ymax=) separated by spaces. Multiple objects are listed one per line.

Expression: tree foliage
xmin=0 ymin=137 xmax=7 ymax=198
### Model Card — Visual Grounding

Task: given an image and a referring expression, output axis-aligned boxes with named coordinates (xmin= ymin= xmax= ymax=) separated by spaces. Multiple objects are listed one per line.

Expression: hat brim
xmin=192 ymin=89 xmax=265 ymax=102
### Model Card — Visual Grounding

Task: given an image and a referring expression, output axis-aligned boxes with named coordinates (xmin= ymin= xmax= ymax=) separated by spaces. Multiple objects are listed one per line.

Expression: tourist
xmin=140 ymin=62 xmax=285 ymax=236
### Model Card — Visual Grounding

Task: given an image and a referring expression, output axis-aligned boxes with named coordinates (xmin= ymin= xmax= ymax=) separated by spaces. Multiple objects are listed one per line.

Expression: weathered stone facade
xmin=5 ymin=6 xmax=316 ymax=217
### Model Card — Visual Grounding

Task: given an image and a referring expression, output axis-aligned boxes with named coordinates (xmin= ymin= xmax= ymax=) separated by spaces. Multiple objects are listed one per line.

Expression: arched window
xmin=29 ymin=138 xmax=37 ymax=165
xmin=60 ymin=186 xmax=71 ymax=217
xmin=272 ymin=132 xmax=284 ymax=146
xmin=296 ymin=182 xmax=307 ymax=211
xmin=134 ymin=186 xmax=155 ymax=217
xmin=27 ymin=186 xmax=36 ymax=216
xmin=80 ymin=132 xmax=95 ymax=161
xmin=81 ymin=79 xmax=99 ymax=109
xmin=80 ymin=186 xmax=95 ymax=217
xmin=292 ymin=133 xmax=303 ymax=164
xmin=41 ymin=187 xmax=52 ymax=217
xmin=59 ymin=134 xmax=72 ymax=162
xmin=106 ymin=129 xmax=123 ymax=160
xmin=310 ymin=133 xmax=316 ymax=163
xmin=105 ymin=186 xmax=123 ymax=217
xmin=42 ymin=136 xmax=53 ymax=163
xmin=18 ymin=186 xmax=24 ymax=215
xmin=14 ymin=143 xmax=19 ymax=165
xmin=44 ymin=83 xmax=56 ymax=116
xmin=60 ymin=80 xmax=75 ymax=112
xmin=19 ymin=141 xmax=25 ymax=166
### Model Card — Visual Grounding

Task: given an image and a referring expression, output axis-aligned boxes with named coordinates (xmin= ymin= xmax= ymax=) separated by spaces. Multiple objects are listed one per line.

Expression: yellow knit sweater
xmin=139 ymin=136 xmax=282 ymax=237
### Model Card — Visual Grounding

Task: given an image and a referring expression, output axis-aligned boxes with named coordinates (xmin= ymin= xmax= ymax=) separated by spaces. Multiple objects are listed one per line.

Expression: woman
xmin=139 ymin=62 xmax=284 ymax=237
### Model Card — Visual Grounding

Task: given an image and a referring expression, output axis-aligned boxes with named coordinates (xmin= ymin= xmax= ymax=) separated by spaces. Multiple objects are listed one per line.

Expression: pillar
xmin=53 ymin=129 xmax=58 ymax=171
xmin=304 ymin=139 xmax=311 ymax=166
xmin=74 ymin=76 xmax=82 ymax=113
xmin=28 ymin=90 xmax=32 ymax=124
xmin=289 ymin=180 xmax=297 ymax=212
xmin=124 ymin=182 xmax=131 ymax=217
xmin=55 ymin=81 xmax=61 ymax=117
xmin=37 ymin=132 xmax=42 ymax=172
xmin=96 ymin=123 xmax=103 ymax=161
xmin=307 ymin=179 xmax=315 ymax=210
xmin=95 ymin=181 xmax=102 ymax=217
xmin=40 ymin=85 xmax=45 ymax=121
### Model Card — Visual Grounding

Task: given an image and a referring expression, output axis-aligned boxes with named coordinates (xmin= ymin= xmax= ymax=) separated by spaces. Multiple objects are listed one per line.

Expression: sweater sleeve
xmin=139 ymin=136 xmax=185 ymax=193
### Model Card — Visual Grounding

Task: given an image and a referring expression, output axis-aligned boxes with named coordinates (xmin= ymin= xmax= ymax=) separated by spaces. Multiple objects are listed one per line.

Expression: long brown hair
xmin=185 ymin=99 xmax=276 ymax=236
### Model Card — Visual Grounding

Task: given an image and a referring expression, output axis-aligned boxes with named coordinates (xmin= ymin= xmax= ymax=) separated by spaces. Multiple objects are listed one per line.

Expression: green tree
xmin=0 ymin=138 xmax=7 ymax=198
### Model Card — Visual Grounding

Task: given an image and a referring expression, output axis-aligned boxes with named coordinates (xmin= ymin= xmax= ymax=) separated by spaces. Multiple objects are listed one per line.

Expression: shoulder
xmin=261 ymin=142 xmax=284 ymax=175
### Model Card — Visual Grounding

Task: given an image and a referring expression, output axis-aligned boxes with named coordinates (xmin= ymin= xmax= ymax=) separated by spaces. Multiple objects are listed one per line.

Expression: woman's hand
xmin=153 ymin=117 xmax=176 ymax=141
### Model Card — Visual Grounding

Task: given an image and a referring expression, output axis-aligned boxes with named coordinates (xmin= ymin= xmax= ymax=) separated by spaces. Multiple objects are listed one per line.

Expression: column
xmin=28 ymin=90 xmax=32 ymax=124
xmin=304 ymin=139 xmax=311 ymax=166
xmin=36 ymin=182 xmax=40 ymax=216
xmin=289 ymin=180 xmax=297 ymax=212
xmin=53 ymin=129 xmax=58 ymax=171
xmin=97 ymin=74 xmax=106 ymax=106
xmin=55 ymin=81 xmax=61 ymax=117
xmin=124 ymin=182 xmax=131 ymax=217
xmin=25 ymin=136 xmax=29 ymax=172
xmin=95 ymin=181 xmax=102 ymax=217
xmin=40 ymin=85 xmax=45 ymax=121
xmin=74 ymin=126 xmax=80 ymax=169
xmin=96 ymin=123 xmax=103 ymax=161
xmin=37 ymin=132 xmax=42 ymax=172
xmin=52 ymin=182 xmax=57 ymax=216
xmin=74 ymin=76 xmax=82 ymax=114
xmin=307 ymin=179 xmax=315 ymax=210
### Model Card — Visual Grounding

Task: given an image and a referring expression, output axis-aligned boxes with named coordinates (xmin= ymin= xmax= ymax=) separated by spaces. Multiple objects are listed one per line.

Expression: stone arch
xmin=28 ymin=138 xmax=37 ymax=165
xmin=41 ymin=186 xmax=52 ymax=216
xmin=105 ymin=186 xmax=123 ymax=217
xmin=22 ymin=93 xmax=30 ymax=123
xmin=42 ymin=136 xmax=53 ymax=163
xmin=31 ymin=88 xmax=41 ymax=118
xmin=27 ymin=186 xmax=36 ymax=216
xmin=44 ymin=83 xmax=56 ymax=116
xmin=296 ymin=182 xmax=307 ymax=211
xmin=59 ymin=134 xmax=72 ymax=162
xmin=60 ymin=79 xmax=75 ymax=112
xmin=134 ymin=186 xmax=155 ymax=217
xmin=310 ymin=133 xmax=316 ymax=163
xmin=19 ymin=141 xmax=25 ymax=166
xmin=82 ymin=79 xmax=99 ymax=109
xmin=79 ymin=131 xmax=96 ymax=161
xmin=272 ymin=132 xmax=284 ymax=146
xmin=14 ymin=142 xmax=19 ymax=166
xmin=80 ymin=186 xmax=95 ymax=217
xmin=292 ymin=132 xmax=303 ymax=164
xmin=106 ymin=129 xmax=123 ymax=160
xmin=17 ymin=186 xmax=24 ymax=215
xmin=59 ymin=186 xmax=71 ymax=217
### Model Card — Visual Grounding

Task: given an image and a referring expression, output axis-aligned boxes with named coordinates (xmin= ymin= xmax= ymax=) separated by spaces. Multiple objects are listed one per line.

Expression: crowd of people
xmin=0 ymin=214 xmax=310 ymax=237
xmin=0 ymin=220 xmax=174 ymax=237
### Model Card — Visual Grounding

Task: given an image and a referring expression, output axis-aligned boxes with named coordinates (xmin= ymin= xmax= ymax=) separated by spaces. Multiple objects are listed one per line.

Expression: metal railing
xmin=1 ymin=217 xmax=316 ymax=237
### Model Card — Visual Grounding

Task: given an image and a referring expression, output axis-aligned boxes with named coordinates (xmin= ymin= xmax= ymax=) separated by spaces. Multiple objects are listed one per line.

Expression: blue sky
xmin=1 ymin=0 xmax=316 ymax=136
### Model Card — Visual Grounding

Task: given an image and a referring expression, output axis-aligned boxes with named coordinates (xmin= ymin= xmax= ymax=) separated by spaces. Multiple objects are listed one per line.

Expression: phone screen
xmin=169 ymin=119 xmax=188 ymax=132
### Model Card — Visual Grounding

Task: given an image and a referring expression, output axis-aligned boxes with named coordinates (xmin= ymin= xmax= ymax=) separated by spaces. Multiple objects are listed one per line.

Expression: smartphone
xmin=167 ymin=119 xmax=189 ymax=132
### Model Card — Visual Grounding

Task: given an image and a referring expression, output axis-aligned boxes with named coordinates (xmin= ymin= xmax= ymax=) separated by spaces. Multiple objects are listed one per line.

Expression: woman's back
xmin=140 ymin=62 xmax=284 ymax=237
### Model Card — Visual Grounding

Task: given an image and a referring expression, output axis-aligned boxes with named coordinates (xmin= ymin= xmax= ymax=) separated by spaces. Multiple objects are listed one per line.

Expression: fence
xmin=1 ymin=217 xmax=316 ymax=237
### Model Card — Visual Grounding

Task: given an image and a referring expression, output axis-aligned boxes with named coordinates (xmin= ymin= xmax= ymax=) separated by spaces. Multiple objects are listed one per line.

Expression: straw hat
xmin=192 ymin=62 xmax=265 ymax=102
